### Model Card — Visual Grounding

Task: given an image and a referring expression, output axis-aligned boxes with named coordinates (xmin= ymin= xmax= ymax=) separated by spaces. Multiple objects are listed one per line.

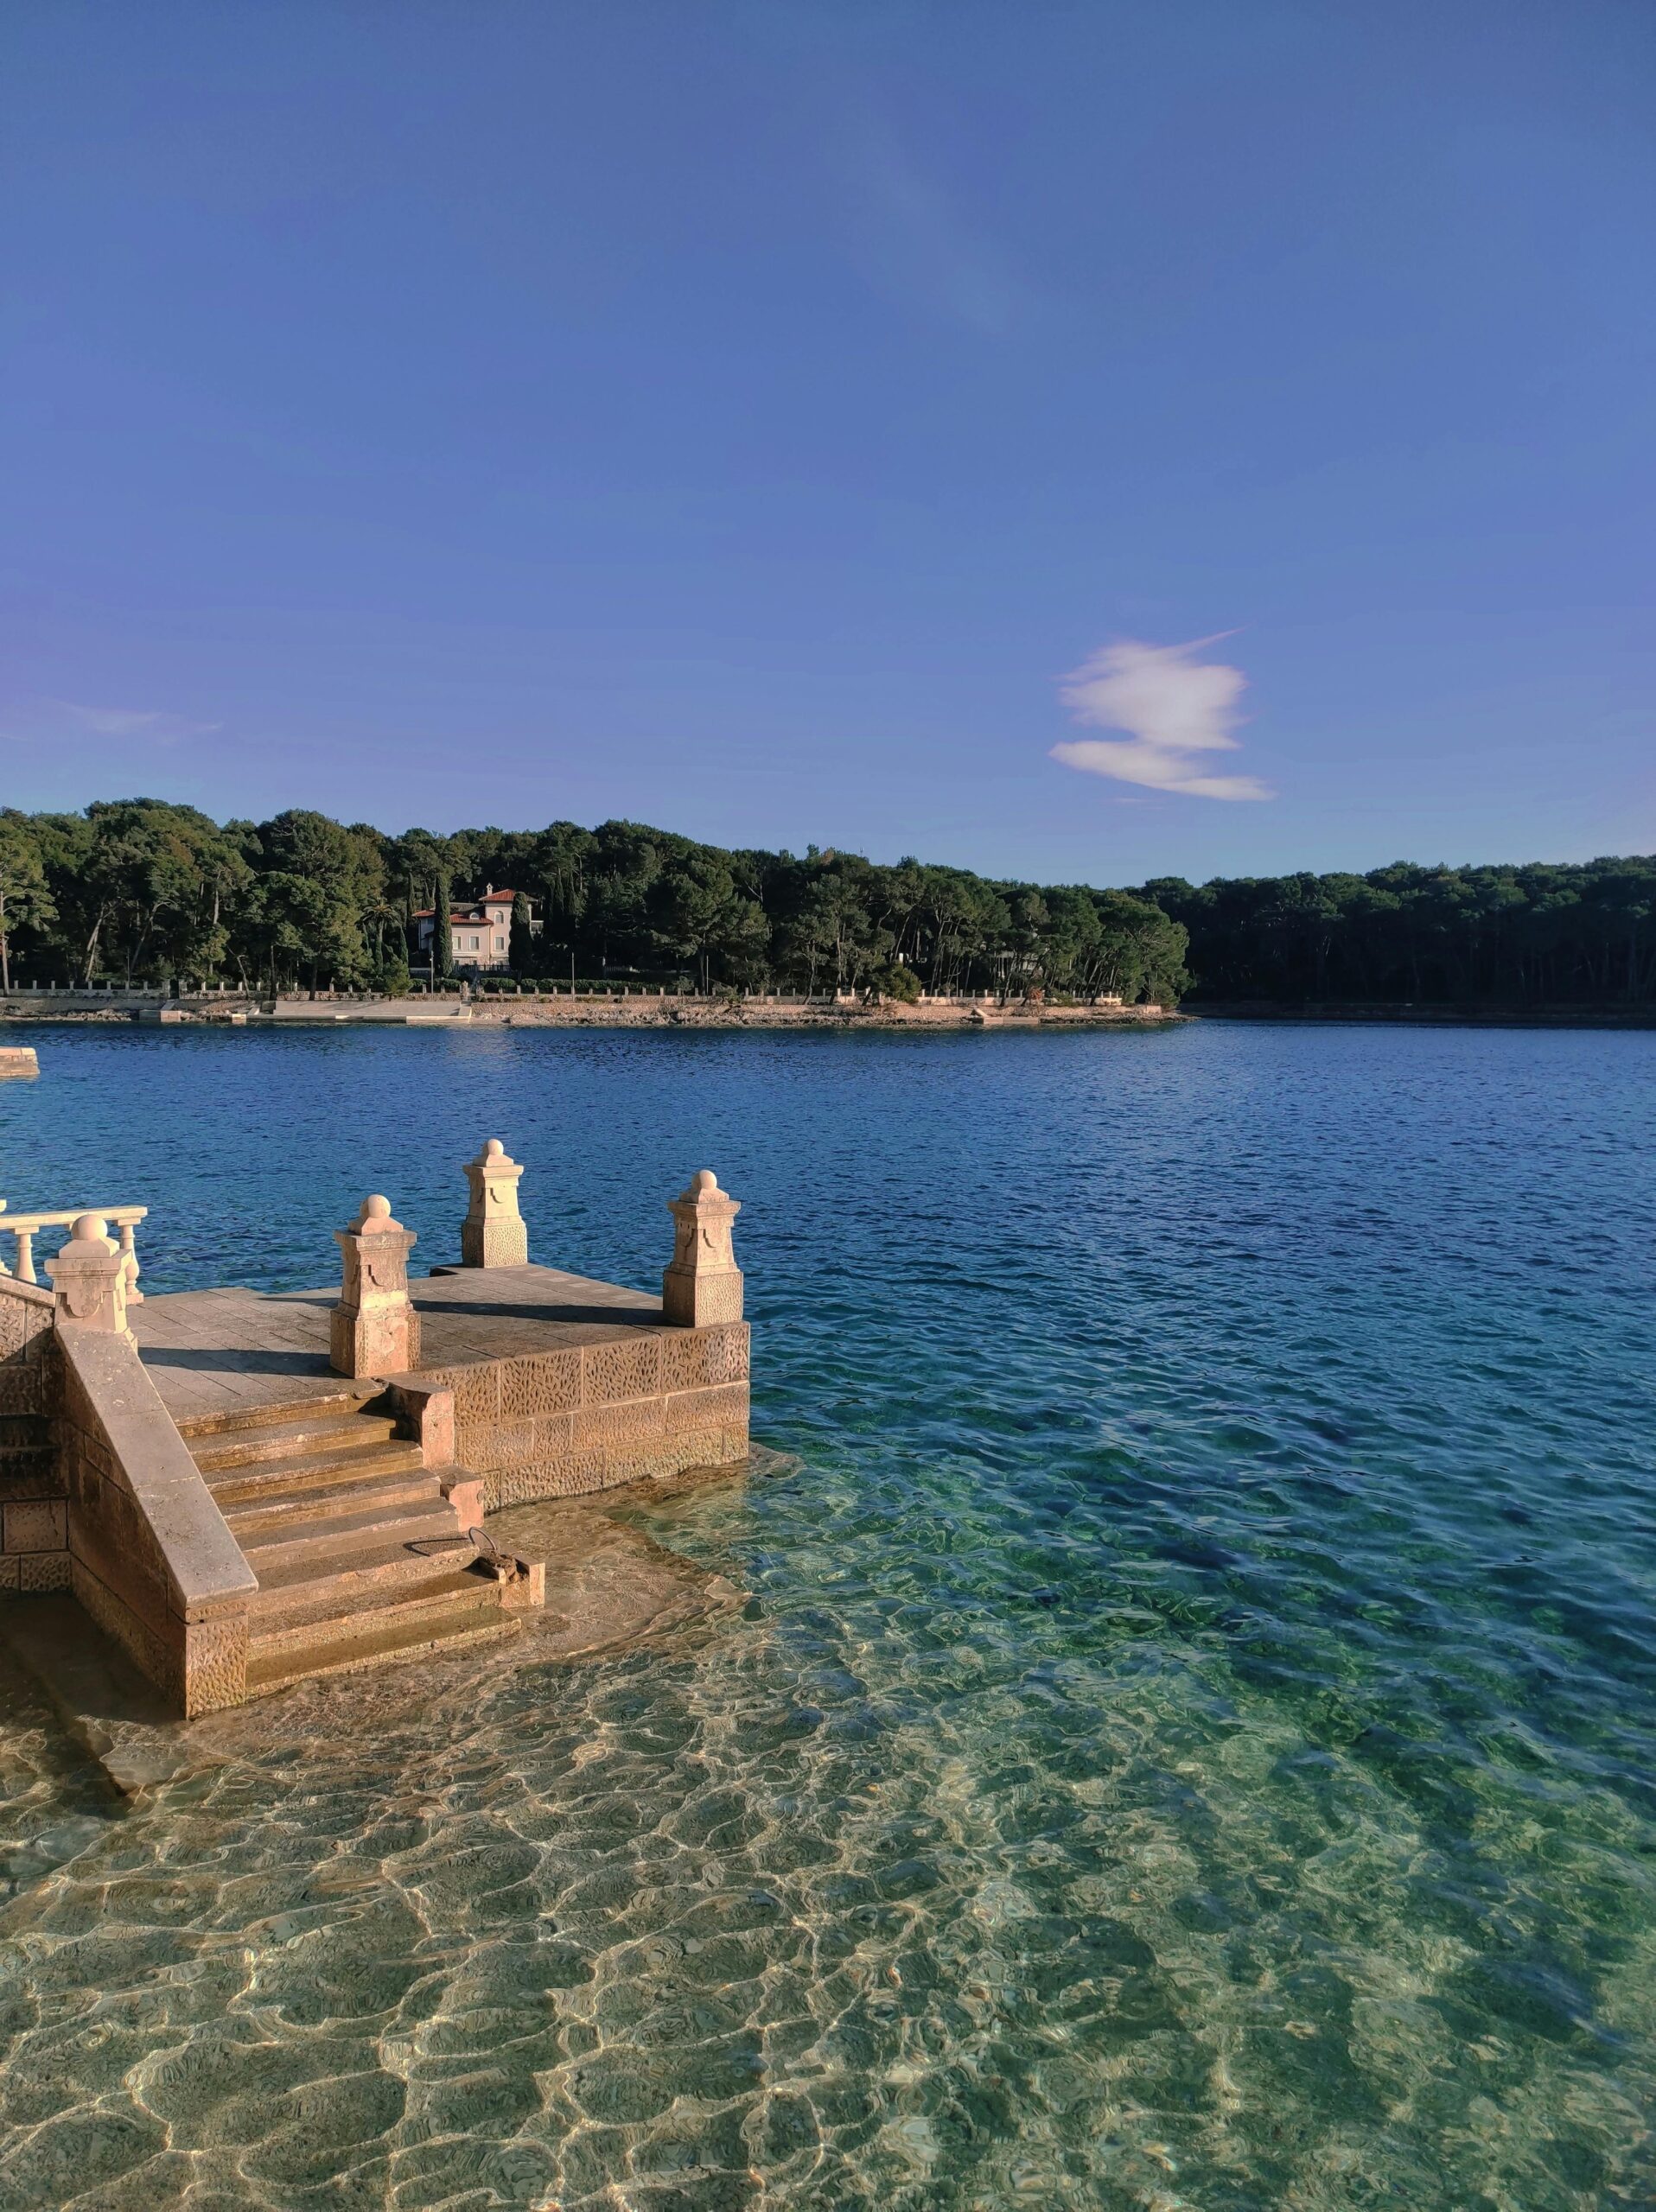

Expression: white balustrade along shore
xmin=0 ymin=985 xmax=1165 ymax=1028
xmin=0 ymin=1205 xmax=147 ymax=1300
xmin=0 ymin=984 xmax=1134 ymax=1007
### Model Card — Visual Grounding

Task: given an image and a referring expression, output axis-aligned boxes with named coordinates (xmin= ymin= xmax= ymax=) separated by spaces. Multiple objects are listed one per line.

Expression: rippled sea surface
xmin=0 ymin=1020 xmax=1653 ymax=2211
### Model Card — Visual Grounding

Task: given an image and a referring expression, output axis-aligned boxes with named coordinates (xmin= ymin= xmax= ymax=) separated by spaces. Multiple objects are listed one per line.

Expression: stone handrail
xmin=0 ymin=1204 xmax=146 ymax=1300
xmin=54 ymin=1325 xmax=256 ymax=1713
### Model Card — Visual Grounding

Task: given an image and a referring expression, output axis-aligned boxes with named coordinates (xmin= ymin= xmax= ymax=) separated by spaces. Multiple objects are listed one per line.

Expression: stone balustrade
xmin=0 ymin=1203 xmax=145 ymax=1304
xmin=45 ymin=1215 xmax=138 ymax=1341
xmin=54 ymin=1325 xmax=257 ymax=1713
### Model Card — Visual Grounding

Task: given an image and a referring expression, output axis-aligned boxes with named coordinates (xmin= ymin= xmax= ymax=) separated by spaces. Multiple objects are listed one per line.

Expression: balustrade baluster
xmin=0 ymin=1207 xmax=146 ymax=1294
xmin=118 ymin=1220 xmax=142 ymax=1301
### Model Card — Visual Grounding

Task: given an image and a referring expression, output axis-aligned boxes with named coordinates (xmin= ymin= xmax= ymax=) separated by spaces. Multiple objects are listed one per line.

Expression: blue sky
xmin=3 ymin=0 xmax=1652 ymax=883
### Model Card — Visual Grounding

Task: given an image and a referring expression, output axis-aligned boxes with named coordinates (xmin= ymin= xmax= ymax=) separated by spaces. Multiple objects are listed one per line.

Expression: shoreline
xmin=7 ymin=994 xmax=1652 ymax=1033
xmin=1186 ymin=1001 xmax=1656 ymax=1031
xmin=0 ymin=991 xmax=1180 ymax=1033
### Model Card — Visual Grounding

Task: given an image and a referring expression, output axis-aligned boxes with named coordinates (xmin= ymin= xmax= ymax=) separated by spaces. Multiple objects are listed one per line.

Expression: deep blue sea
xmin=0 ymin=1020 xmax=1652 ymax=2211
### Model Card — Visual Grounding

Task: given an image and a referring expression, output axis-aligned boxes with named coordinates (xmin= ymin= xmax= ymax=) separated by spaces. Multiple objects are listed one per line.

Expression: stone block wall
xmin=418 ymin=1319 xmax=750 ymax=1510
xmin=0 ymin=1279 xmax=70 ymax=1594
xmin=56 ymin=1329 xmax=256 ymax=1716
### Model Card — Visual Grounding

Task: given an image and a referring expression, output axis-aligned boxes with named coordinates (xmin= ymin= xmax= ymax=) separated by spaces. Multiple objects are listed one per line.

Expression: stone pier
xmin=0 ymin=1143 xmax=755 ymax=1715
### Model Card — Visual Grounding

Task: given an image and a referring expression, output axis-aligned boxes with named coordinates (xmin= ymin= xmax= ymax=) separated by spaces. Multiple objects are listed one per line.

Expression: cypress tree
xmin=432 ymin=873 xmax=453 ymax=980
xmin=509 ymin=891 xmax=534 ymax=975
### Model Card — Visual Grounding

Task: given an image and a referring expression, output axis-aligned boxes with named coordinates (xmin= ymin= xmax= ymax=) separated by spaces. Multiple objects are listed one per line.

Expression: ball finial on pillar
xmin=46 ymin=1215 xmax=133 ymax=1338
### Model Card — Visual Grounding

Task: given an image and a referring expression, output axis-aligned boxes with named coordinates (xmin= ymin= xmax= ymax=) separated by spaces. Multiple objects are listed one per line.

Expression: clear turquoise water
xmin=0 ymin=1021 xmax=1652 ymax=2211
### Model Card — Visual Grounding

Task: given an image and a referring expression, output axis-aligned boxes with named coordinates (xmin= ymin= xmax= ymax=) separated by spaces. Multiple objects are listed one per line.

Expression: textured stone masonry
xmin=54 ymin=1327 xmax=255 ymax=1714
xmin=0 ymin=1280 xmax=67 ymax=1592
xmin=415 ymin=1319 xmax=749 ymax=1509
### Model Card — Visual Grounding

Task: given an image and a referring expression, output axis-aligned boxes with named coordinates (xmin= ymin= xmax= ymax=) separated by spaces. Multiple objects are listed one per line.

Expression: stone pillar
xmin=662 ymin=1170 xmax=743 ymax=1327
xmin=45 ymin=1214 xmax=134 ymax=1340
xmin=461 ymin=1139 xmax=528 ymax=1268
xmin=330 ymin=1194 xmax=421 ymax=1377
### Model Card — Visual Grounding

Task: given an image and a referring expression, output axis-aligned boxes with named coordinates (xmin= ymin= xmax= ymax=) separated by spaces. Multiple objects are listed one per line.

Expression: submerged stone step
xmin=238 ymin=1497 xmax=461 ymax=1578
xmin=245 ymin=1599 xmax=520 ymax=1696
xmin=249 ymin=1560 xmax=503 ymax=1649
xmin=245 ymin=1526 xmax=479 ymax=1611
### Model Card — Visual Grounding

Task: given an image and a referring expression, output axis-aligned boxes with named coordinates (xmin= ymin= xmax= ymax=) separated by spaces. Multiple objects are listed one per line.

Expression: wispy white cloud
xmin=1049 ymin=636 xmax=1271 ymax=801
xmin=844 ymin=121 xmax=1025 ymax=336
xmin=40 ymin=701 xmax=222 ymax=744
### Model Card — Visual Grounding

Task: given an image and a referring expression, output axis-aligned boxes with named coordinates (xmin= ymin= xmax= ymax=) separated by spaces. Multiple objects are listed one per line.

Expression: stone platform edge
xmin=380 ymin=1318 xmax=750 ymax=1509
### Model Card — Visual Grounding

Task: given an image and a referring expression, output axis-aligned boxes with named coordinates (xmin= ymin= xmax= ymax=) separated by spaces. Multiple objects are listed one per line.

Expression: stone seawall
xmin=415 ymin=1319 xmax=750 ymax=1510
xmin=0 ymin=990 xmax=1177 ymax=1031
xmin=473 ymin=1001 xmax=1174 ymax=1032
xmin=1 ymin=1278 xmax=258 ymax=1713
xmin=0 ymin=1281 xmax=67 ymax=1592
xmin=55 ymin=1330 xmax=256 ymax=1716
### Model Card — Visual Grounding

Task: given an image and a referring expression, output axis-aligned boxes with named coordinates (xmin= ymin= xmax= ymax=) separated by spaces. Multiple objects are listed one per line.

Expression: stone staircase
xmin=177 ymin=1391 xmax=537 ymax=1696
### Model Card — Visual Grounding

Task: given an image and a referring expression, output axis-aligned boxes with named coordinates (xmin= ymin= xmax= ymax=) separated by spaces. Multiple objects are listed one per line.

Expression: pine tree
xmin=0 ymin=818 xmax=54 ymax=993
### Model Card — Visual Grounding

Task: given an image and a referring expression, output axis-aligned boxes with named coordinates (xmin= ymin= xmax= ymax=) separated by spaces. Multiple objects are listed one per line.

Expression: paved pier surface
xmin=133 ymin=1263 xmax=662 ymax=1426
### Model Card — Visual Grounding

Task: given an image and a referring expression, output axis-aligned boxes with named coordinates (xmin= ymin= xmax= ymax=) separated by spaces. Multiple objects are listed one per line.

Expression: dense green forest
xmin=1144 ymin=858 xmax=1656 ymax=1007
xmin=0 ymin=799 xmax=1651 ymax=1008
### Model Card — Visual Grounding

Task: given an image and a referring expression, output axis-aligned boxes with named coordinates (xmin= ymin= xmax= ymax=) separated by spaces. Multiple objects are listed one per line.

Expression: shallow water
xmin=0 ymin=1020 xmax=1653 ymax=2210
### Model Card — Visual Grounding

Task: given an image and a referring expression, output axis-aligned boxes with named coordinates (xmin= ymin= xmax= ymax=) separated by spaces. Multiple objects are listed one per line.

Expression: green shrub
xmin=872 ymin=964 xmax=922 ymax=1003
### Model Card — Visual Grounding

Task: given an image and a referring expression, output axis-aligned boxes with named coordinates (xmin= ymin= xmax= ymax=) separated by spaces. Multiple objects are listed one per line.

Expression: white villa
xmin=412 ymin=886 xmax=538 ymax=975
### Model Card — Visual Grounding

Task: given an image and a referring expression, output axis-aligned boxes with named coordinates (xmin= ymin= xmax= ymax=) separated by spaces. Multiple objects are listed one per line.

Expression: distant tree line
xmin=0 ymin=801 xmax=1188 ymax=1003
xmin=1143 ymin=860 xmax=1656 ymax=1007
xmin=0 ymin=799 xmax=1649 ymax=1008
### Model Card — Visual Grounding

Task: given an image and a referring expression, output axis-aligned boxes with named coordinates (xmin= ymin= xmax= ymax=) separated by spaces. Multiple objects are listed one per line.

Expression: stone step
xmin=191 ymin=1410 xmax=400 ymax=1475
xmin=239 ymin=1497 xmax=461 ymax=1580
xmin=175 ymin=1387 xmax=381 ymax=1442
xmin=249 ymin=1560 xmax=500 ymax=1649
xmin=205 ymin=1439 xmax=426 ymax=1505
xmin=245 ymin=1592 xmax=519 ymax=1696
xmin=246 ymin=1537 xmax=481 ymax=1622
xmin=221 ymin=1465 xmax=442 ymax=1541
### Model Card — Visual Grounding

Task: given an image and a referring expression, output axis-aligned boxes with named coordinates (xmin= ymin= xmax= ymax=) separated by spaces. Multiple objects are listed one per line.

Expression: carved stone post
xmin=662 ymin=1170 xmax=743 ymax=1326
xmin=462 ymin=1139 xmax=528 ymax=1268
xmin=46 ymin=1214 xmax=134 ymax=1340
xmin=331 ymin=1194 xmax=421 ymax=1377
